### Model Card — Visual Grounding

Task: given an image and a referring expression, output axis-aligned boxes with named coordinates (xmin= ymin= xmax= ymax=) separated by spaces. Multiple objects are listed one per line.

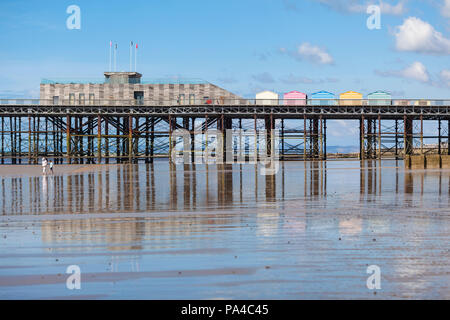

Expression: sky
xmin=0 ymin=0 xmax=449 ymax=145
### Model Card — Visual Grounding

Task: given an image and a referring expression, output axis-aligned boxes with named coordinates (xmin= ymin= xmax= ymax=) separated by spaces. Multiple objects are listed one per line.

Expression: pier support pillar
xmin=377 ymin=116 xmax=382 ymax=159
xmin=66 ymin=115 xmax=71 ymax=164
xmin=1 ymin=117 xmax=4 ymax=164
xmin=264 ymin=114 xmax=275 ymax=158
xmin=28 ymin=116 xmax=31 ymax=164
xmin=404 ymin=116 xmax=413 ymax=156
xmin=222 ymin=115 xmax=232 ymax=163
xmin=312 ymin=118 xmax=319 ymax=159
xmin=281 ymin=119 xmax=285 ymax=161
xmin=168 ymin=115 xmax=173 ymax=163
xmin=395 ymin=120 xmax=399 ymax=160
xmin=303 ymin=115 xmax=307 ymax=160
xmin=323 ymin=119 xmax=327 ymax=160
xmin=360 ymin=116 xmax=365 ymax=161
xmin=97 ymin=115 xmax=102 ymax=164
xmin=128 ymin=116 xmax=133 ymax=163
xmin=448 ymin=120 xmax=450 ymax=156
xmin=105 ymin=118 xmax=109 ymax=164
xmin=150 ymin=116 xmax=155 ymax=163
xmin=420 ymin=115 xmax=424 ymax=155
xmin=438 ymin=119 xmax=442 ymax=155
xmin=145 ymin=116 xmax=150 ymax=163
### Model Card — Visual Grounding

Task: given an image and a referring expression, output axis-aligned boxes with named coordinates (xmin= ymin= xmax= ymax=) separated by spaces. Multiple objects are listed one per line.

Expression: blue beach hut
xmin=308 ymin=91 xmax=336 ymax=105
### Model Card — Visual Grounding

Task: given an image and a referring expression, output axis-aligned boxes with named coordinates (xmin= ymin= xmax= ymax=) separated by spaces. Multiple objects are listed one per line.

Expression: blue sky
xmin=0 ymin=0 xmax=449 ymax=145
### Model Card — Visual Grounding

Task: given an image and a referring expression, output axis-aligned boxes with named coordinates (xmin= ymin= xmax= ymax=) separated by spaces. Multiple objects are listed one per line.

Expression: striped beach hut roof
xmin=340 ymin=91 xmax=363 ymax=99
xmin=255 ymin=90 xmax=279 ymax=99
xmin=367 ymin=91 xmax=391 ymax=99
xmin=283 ymin=91 xmax=307 ymax=98
xmin=310 ymin=90 xmax=335 ymax=98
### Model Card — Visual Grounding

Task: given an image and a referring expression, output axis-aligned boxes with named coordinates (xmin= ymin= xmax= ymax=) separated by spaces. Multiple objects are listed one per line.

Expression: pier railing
xmin=1 ymin=99 xmax=450 ymax=107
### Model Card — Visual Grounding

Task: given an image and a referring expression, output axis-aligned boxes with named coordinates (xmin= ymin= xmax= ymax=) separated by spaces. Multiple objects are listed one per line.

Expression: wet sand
xmin=0 ymin=164 xmax=120 ymax=177
xmin=0 ymin=160 xmax=449 ymax=299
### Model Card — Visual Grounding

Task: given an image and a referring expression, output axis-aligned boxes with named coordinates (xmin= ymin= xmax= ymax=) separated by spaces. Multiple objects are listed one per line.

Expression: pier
xmin=0 ymin=99 xmax=449 ymax=166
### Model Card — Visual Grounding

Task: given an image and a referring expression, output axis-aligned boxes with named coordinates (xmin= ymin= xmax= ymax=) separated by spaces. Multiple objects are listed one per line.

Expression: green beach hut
xmin=367 ymin=91 xmax=392 ymax=106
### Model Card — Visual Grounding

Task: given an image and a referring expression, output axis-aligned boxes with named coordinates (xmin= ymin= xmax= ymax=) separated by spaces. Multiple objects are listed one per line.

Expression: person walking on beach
xmin=42 ymin=157 xmax=48 ymax=175
xmin=49 ymin=160 xmax=54 ymax=174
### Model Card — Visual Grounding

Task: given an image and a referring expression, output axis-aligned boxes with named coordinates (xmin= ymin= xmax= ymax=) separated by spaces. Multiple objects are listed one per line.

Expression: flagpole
xmin=109 ymin=41 xmax=112 ymax=72
xmin=114 ymin=44 xmax=117 ymax=72
xmin=129 ymin=41 xmax=133 ymax=72
xmin=135 ymin=43 xmax=137 ymax=72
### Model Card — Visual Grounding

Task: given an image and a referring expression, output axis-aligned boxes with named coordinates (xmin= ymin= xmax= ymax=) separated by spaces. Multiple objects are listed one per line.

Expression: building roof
xmin=41 ymin=71 xmax=209 ymax=85
xmin=367 ymin=90 xmax=391 ymax=97
xmin=310 ymin=90 xmax=335 ymax=97
xmin=104 ymin=72 xmax=142 ymax=77
xmin=340 ymin=91 xmax=363 ymax=98
xmin=41 ymin=77 xmax=210 ymax=85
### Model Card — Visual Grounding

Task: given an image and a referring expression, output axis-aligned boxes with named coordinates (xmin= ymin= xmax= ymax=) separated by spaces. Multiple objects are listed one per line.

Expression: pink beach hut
xmin=283 ymin=91 xmax=307 ymax=105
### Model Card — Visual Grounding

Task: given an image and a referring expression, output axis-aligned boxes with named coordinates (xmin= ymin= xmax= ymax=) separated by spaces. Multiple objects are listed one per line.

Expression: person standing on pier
xmin=42 ymin=157 xmax=48 ymax=175
xmin=49 ymin=161 xmax=54 ymax=174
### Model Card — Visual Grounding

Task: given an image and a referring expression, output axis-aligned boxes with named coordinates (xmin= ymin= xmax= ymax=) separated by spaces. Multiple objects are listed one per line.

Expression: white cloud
xmin=312 ymin=0 xmax=407 ymax=15
xmin=442 ymin=0 xmax=450 ymax=18
xmin=394 ymin=17 xmax=450 ymax=54
xmin=441 ymin=69 xmax=450 ymax=80
xmin=334 ymin=120 xmax=359 ymax=135
xmin=282 ymin=0 xmax=302 ymax=12
xmin=298 ymin=43 xmax=334 ymax=64
xmin=380 ymin=1 xmax=406 ymax=15
xmin=376 ymin=61 xmax=430 ymax=82
xmin=279 ymin=74 xmax=339 ymax=84
xmin=402 ymin=61 xmax=430 ymax=82
xmin=439 ymin=69 xmax=450 ymax=86
xmin=216 ymin=76 xmax=237 ymax=84
xmin=377 ymin=65 xmax=450 ymax=89
xmin=252 ymin=72 xmax=275 ymax=83
xmin=293 ymin=42 xmax=334 ymax=65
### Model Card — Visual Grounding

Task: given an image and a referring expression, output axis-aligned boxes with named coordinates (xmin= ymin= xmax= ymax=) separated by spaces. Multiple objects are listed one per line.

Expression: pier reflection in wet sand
xmin=0 ymin=160 xmax=448 ymax=299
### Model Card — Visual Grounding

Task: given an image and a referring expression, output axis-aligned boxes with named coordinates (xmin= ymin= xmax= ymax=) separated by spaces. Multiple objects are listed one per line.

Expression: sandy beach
xmin=0 ymin=160 xmax=449 ymax=299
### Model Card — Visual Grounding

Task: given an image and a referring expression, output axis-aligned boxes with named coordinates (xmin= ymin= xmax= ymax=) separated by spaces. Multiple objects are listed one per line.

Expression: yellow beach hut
xmin=339 ymin=91 xmax=363 ymax=106
xmin=414 ymin=99 xmax=431 ymax=106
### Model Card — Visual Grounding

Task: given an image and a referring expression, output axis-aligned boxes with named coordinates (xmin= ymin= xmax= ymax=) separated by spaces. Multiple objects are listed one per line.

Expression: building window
xmin=134 ymin=91 xmax=144 ymax=105
xmin=89 ymin=94 xmax=95 ymax=105
xmin=52 ymin=96 xmax=59 ymax=105
xmin=79 ymin=93 xmax=85 ymax=105
xmin=189 ymin=94 xmax=195 ymax=105
xmin=203 ymin=96 xmax=212 ymax=105
xmin=69 ymin=93 xmax=75 ymax=105
xmin=178 ymin=94 xmax=185 ymax=105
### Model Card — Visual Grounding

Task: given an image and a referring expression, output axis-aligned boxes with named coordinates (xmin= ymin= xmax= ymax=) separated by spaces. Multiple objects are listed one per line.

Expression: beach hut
xmin=414 ymin=99 xmax=431 ymax=106
xmin=308 ymin=91 xmax=336 ymax=106
xmin=393 ymin=99 xmax=410 ymax=106
xmin=283 ymin=91 xmax=307 ymax=105
xmin=367 ymin=91 xmax=391 ymax=106
xmin=339 ymin=91 xmax=363 ymax=106
xmin=256 ymin=91 xmax=279 ymax=105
